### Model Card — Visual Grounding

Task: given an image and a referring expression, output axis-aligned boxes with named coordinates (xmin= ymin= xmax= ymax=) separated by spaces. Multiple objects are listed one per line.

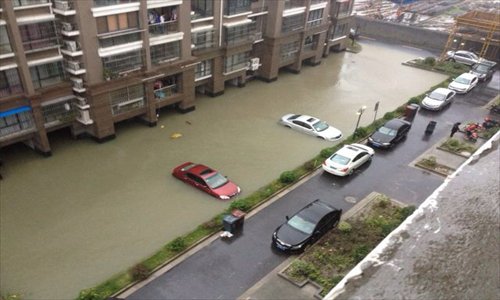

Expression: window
xmin=96 ymin=12 xmax=139 ymax=34
xmin=225 ymin=22 xmax=255 ymax=46
xmin=331 ymin=23 xmax=348 ymax=40
xmin=93 ymin=0 xmax=136 ymax=7
xmin=304 ymin=34 xmax=319 ymax=51
xmin=191 ymin=0 xmax=213 ymax=20
xmin=0 ymin=26 xmax=12 ymax=55
xmin=0 ymin=109 xmax=35 ymax=138
xmin=30 ymin=61 xmax=65 ymax=89
xmin=0 ymin=69 xmax=23 ymax=97
xmin=195 ymin=60 xmax=212 ymax=80
xmin=99 ymin=32 xmax=141 ymax=48
xmin=42 ymin=100 xmax=77 ymax=125
xmin=224 ymin=52 xmax=250 ymax=74
xmin=102 ymin=50 xmax=143 ymax=74
xmin=192 ymin=29 xmax=216 ymax=50
xmin=307 ymin=9 xmax=323 ymax=28
xmin=154 ymin=75 xmax=179 ymax=100
xmin=109 ymin=84 xmax=144 ymax=115
xmin=150 ymin=41 xmax=180 ymax=64
xmin=148 ymin=7 xmax=179 ymax=36
xmin=282 ymin=13 xmax=304 ymax=33
xmin=280 ymin=41 xmax=300 ymax=63
xmin=336 ymin=0 xmax=352 ymax=18
xmin=19 ymin=21 xmax=59 ymax=51
xmin=224 ymin=0 xmax=251 ymax=16
xmin=12 ymin=0 xmax=48 ymax=7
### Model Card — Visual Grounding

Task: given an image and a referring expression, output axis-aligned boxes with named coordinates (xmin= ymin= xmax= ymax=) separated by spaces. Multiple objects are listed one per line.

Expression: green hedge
xmin=75 ymin=78 xmax=452 ymax=300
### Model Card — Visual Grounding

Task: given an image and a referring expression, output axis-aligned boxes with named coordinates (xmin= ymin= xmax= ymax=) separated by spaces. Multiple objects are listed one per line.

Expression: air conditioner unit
xmin=65 ymin=40 xmax=77 ymax=51
xmin=55 ymin=0 xmax=69 ymax=10
xmin=61 ymin=22 xmax=72 ymax=32
xmin=67 ymin=60 xmax=80 ymax=70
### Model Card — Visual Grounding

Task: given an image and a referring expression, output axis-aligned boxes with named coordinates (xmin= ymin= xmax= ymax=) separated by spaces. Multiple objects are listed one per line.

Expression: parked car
xmin=172 ymin=162 xmax=241 ymax=200
xmin=367 ymin=118 xmax=412 ymax=149
xmin=470 ymin=61 xmax=497 ymax=82
xmin=272 ymin=199 xmax=342 ymax=253
xmin=322 ymin=143 xmax=374 ymax=176
xmin=279 ymin=114 xmax=342 ymax=141
xmin=421 ymin=87 xmax=456 ymax=111
xmin=448 ymin=73 xmax=478 ymax=94
xmin=445 ymin=50 xmax=480 ymax=66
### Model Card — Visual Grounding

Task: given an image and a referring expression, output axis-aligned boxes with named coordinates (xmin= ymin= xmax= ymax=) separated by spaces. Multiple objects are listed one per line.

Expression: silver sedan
xmin=279 ymin=114 xmax=343 ymax=141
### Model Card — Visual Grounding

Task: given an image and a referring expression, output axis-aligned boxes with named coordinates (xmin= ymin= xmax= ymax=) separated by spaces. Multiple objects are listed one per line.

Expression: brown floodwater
xmin=0 ymin=41 xmax=446 ymax=299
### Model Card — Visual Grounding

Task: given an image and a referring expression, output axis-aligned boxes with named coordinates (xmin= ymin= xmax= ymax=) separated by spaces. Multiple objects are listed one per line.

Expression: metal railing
xmin=148 ymin=20 xmax=179 ymax=36
xmin=154 ymin=84 xmax=178 ymax=100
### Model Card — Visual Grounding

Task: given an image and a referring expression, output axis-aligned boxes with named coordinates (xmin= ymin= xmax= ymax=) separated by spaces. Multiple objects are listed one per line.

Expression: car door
xmin=351 ymin=152 xmax=369 ymax=169
xmin=186 ymin=173 xmax=210 ymax=192
xmin=470 ymin=77 xmax=478 ymax=89
xmin=446 ymin=91 xmax=456 ymax=104
xmin=293 ymin=120 xmax=313 ymax=135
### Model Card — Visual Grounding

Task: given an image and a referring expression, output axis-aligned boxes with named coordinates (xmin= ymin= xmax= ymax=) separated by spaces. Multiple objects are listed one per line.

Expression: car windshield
xmin=455 ymin=77 xmax=471 ymax=84
xmin=474 ymin=64 xmax=489 ymax=72
xmin=312 ymin=120 xmax=329 ymax=132
xmin=378 ymin=126 xmax=397 ymax=136
xmin=329 ymin=153 xmax=350 ymax=165
xmin=428 ymin=91 xmax=446 ymax=101
xmin=287 ymin=214 xmax=316 ymax=235
xmin=205 ymin=173 xmax=228 ymax=189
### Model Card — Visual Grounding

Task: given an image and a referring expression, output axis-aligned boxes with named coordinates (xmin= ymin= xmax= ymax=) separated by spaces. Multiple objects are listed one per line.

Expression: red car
xmin=172 ymin=162 xmax=241 ymax=200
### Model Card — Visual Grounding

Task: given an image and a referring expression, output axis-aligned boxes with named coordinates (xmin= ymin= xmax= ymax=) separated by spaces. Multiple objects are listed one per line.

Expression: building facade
xmin=0 ymin=0 xmax=354 ymax=156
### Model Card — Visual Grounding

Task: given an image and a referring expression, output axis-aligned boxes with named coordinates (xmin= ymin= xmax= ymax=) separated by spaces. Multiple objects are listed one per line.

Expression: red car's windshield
xmin=205 ymin=173 xmax=228 ymax=189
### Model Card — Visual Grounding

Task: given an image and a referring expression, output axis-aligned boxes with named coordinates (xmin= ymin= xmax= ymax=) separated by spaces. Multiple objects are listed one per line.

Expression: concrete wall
xmin=353 ymin=16 xmax=449 ymax=54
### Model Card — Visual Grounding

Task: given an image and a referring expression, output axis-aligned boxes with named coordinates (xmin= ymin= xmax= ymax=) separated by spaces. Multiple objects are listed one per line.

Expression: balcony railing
xmin=225 ymin=32 xmax=256 ymax=47
xmin=284 ymin=0 xmax=304 ymax=10
xmin=13 ymin=0 xmax=49 ymax=7
xmin=148 ymin=20 xmax=179 ymax=36
xmin=154 ymin=84 xmax=178 ymax=101
xmin=93 ymin=0 xmax=137 ymax=7
xmin=23 ymin=37 xmax=59 ymax=52
xmin=310 ymin=0 xmax=326 ymax=5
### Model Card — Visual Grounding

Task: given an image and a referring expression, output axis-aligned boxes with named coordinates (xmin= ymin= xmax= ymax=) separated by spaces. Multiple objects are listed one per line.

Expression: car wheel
xmin=348 ymin=168 xmax=354 ymax=176
xmin=285 ymin=125 xmax=292 ymax=128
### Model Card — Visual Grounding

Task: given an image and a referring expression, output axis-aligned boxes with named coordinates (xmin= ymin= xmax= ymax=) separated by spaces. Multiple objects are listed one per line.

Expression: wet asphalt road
xmin=127 ymin=74 xmax=499 ymax=299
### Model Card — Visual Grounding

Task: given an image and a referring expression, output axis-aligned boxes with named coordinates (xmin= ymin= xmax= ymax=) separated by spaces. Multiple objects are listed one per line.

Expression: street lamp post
xmin=354 ymin=105 xmax=367 ymax=134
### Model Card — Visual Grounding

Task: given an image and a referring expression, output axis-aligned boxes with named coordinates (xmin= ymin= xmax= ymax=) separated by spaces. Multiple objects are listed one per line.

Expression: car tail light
xmin=340 ymin=167 xmax=349 ymax=172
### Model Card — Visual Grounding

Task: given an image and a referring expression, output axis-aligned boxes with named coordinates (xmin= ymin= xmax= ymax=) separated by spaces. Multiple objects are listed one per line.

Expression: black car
xmin=272 ymin=199 xmax=342 ymax=253
xmin=368 ymin=118 xmax=411 ymax=149
xmin=470 ymin=61 xmax=497 ymax=82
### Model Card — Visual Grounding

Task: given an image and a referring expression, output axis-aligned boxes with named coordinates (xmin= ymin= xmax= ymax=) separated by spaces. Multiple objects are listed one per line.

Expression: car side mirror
xmin=285 ymin=216 xmax=290 ymax=221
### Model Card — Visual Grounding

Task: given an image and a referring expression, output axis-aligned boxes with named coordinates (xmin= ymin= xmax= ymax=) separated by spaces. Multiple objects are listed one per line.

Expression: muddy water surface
xmin=0 ymin=41 xmax=446 ymax=298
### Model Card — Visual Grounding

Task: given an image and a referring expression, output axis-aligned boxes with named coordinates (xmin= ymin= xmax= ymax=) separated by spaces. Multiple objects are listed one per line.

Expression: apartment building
xmin=0 ymin=0 xmax=354 ymax=156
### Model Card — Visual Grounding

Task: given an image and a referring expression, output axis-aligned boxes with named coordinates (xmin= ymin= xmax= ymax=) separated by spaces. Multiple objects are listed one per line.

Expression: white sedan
xmin=279 ymin=114 xmax=343 ymax=141
xmin=448 ymin=73 xmax=478 ymax=94
xmin=322 ymin=144 xmax=374 ymax=176
xmin=421 ymin=88 xmax=456 ymax=111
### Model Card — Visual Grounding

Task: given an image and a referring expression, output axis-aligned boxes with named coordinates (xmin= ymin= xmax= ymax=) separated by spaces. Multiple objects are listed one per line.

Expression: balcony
xmin=284 ymin=0 xmax=304 ymax=10
xmin=154 ymin=84 xmax=178 ymax=101
xmin=22 ymin=37 xmax=59 ymax=52
xmin=93 ymin=0 xmax=137 ymax=7
xmin=191 ymin=29 xmax=217 ymax=51
xmin=65 ymin=60 xmax=86 ymax=75
xmin=224 ymin=0 xmax=252 ymax=16
xmin=61 ymin=40 xmax=82 ymax=56
xmin=12 ymin=0 xmax=49 ymax=7
xmin=53 ymin=0 xmax=76 ymax=15
xmin=148 ymin=20 xmax=179 ymax=37
xmin=60 ymin=22 xmax=79 ymax=36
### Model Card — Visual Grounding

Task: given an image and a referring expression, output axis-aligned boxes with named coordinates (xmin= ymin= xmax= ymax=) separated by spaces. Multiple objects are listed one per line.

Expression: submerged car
xmin=172 ymin=162 xmax=241 ymax=200
xmin=272 ymin=199 xmax=342 ymax=253
xmin=322 ymin=143 xmax=374 ymax=176
xmin=279 ymin=114 xmax=343 ymax=141
xmin=421 ymin=88 xmax=456 ymax=111
xmin=448 ymin=73 xmax=478 ymax=94
xmin=445 ymin=50 xmax=479 ymax=66
xmin=368 ymin=118 xmax=411 ymax=149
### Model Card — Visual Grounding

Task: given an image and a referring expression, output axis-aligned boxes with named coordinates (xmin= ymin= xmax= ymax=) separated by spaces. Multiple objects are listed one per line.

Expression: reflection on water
xmin=0 ymin=41 xmax=446 ymax=299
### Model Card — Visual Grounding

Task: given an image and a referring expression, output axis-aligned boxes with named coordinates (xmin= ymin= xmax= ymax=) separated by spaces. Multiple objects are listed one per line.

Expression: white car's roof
xmin=432 ymin=88 xmax=452 ymax=95
xmin=335 ymin=144 xmax=366 ymax=159
xmin=456 ymin=73 xmax=477 ymax=80
xmin=295 ymin=114 xmax=320 ymax=124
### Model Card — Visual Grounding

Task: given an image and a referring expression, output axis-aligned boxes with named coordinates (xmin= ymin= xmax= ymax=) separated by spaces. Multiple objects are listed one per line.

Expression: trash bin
xmin=425 ymin=121 xmax=437 ymax=135
xmin=404 ymin=103 xmax=419 ymax=122
xmin=222 ymin=210 xmax=245 ymax=234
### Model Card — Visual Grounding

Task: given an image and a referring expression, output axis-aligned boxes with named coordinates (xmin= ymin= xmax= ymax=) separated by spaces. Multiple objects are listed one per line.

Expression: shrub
xmin=407 ymin=97 xmax=421 ymax=105
xmin=279 ymin=171 xmax=298 ymax=184
xmin=423 ymin=57 xmax=436 ymax=66
xmin=354 ymin=127 xmax=368 ymax=139
xmin=383 ymin=111 xmax=396 ymax=120
xmin=130 ymin=263 xmax=149 ymax=281
xmin=303 ymin=160 xmax=317 ymax=171
xmin=338 ymin=221 xmax=352 ymax=233
xmin=398 ymin=206 xmax=416 ymax=221
xmin=352 ymin=244 xmax=370 ymax=263
xmin=167 ymin=237 xmax=187 ymax=252
xmin=201 ymin=218 xmax=222 ymax=230
xmin=320 ymin=148 xmax=335 ymax=158
xmin=77 ymin=288 xmax=100 ymax=300
xmin=288 ymin=260 xmax=318 ymax=279
xmin=419 ymin=156 xmax=437 ymax=168
xmin=229 ymin=199 xmax=253 ymax=212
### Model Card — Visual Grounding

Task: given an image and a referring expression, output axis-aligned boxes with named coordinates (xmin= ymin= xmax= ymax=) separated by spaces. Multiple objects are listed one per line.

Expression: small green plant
xmin=441 ymin=138 xmax=476 ymax=153
xmin=288 ymin=260 xmax=318 ymax=279
xmin=303 ymin=160 xmax=317 ymax=171
xmin=130 ymin=263 xmax=149 ymax=281
xmin=279 ymin=171 xmax=298 ymax=184
xmin=77 ymin=288 xmax=100 ymax=300
xmin=338 ymin=221 xmax=352 ymax=234
xmin=420 ymin=156 xmax=437 ymax=168
xmin=229 ymin=199 xmax=253 ymax=212
xmin=383 ymin=111 xmax=396 ymax=120
xmin=407 ymin=96 xmax=421 ymax=105
xmin=167 ymin=237 xmax=187 ymax=252
xmin=354 ymin=127 xmax=368 ymax=139
xmin=352 ymin=244 xmax=370 ymax=262
xmin=320 ymin=148 xmax=335 ymax=158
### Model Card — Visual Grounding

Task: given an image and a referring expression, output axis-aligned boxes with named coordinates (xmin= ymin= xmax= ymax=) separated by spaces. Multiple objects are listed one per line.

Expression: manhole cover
xmin=345 ymin=196 xmax=357 ymax=204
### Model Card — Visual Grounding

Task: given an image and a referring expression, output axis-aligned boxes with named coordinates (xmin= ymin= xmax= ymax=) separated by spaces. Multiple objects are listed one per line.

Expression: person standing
xmin=450 ymin=122 xmax=461 ymax=138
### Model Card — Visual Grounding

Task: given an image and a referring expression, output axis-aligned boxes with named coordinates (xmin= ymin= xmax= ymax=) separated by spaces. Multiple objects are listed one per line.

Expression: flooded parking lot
xmin=0 ymin=40 xmax=447 ymax=299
